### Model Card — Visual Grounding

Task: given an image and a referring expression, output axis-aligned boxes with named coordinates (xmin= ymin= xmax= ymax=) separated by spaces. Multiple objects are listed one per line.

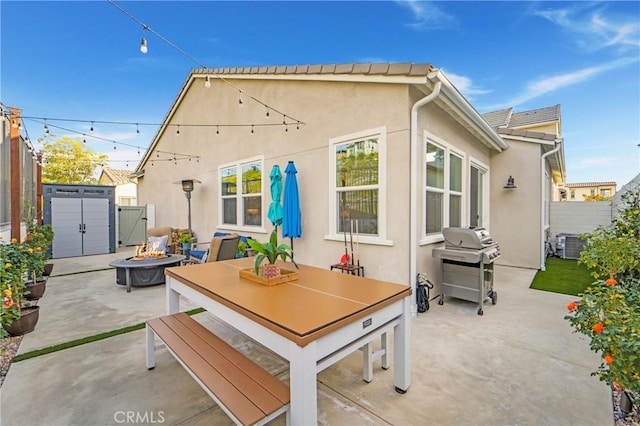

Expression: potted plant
xmin=179 ymin=233 xmax=193 ymax=259
xmin=236 ymin=240 xmax=247 ymax=257
xmin=179 ymin=233 xmax=193 ymax=249
xmin=247 ymin=230 xmax=298 ymax=278
xmin=1 ymin=238 xmax=40 ymax=337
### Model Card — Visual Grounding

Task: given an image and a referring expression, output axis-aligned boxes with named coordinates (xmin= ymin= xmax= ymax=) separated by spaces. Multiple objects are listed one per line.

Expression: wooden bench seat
xmin=146 ymin=312 xmax=290 ymax=426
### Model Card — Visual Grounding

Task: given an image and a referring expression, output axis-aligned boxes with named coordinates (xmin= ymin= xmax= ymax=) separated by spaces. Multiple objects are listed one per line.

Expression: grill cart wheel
xmin=438 ymin=297 xmax=444 ymax=306
xmin=477 ymin=308 xmax=484 ymax=316
xmin=490 ymin=291 xmax=498 ymax=305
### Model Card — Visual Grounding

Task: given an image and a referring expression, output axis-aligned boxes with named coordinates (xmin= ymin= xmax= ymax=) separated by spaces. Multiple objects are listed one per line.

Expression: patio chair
xmin=146 ymin=227 xmax=174 ymax=254
xmin=190 ymin=233 xmax=240 ymax=263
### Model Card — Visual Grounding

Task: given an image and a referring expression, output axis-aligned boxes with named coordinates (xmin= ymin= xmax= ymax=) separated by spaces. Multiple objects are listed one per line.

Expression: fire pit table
xmin=109 ymin=254 xmax=186 ymax=293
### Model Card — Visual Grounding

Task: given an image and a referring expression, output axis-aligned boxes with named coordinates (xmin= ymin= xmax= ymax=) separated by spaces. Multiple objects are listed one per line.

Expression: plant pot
xmin=261 ymin=264 xmax=281 ymax=279
xmin=620 ymin=391 xmax=633 ymax=416
xmin=5 ymin=306 xmax=40 ymax=336
xmin=25 ymin=278 xmax=47 ymax=300
xmin=43 ymin=263 xmax=54 ymax=276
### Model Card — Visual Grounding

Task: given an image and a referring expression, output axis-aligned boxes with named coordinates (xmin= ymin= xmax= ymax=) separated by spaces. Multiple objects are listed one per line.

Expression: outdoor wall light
xmin=204 ymin=75 xmax=211 ymax=88
xmin=504 ymin=175 xmax=517 ymax=189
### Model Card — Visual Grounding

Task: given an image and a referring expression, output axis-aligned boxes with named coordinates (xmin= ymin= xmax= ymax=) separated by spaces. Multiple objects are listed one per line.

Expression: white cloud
xmin=395 ymin=0 xmax=456 ymax=30
xmin=532 ymin=4 xmax=640 ymax=52
xmin=485 ymin=56 xmax=639 ymax=109
xmin=444 ymin=71 xmax=492 ymax=100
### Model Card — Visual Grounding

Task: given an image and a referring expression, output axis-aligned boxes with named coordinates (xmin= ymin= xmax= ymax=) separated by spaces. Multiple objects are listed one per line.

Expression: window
xmin=600 ymin=189 xmax=611 ymax=197
xmin=329 ymin=127 xmax=387 ymax=244
xmin=219 ymin=157 xmax=263 ymax=229
xmin=424 ymin=136 xmax=464 ymax=239
xmin=469 ymin=163 xmax=487 ymax=228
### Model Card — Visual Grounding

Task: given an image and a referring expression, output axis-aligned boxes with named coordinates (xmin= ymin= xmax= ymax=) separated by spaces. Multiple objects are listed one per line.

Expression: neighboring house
xmin=0 ymin=105 xmax=41 ymax=242
xmin=561 ymin=181 xmax=617 ymax=201
xmin=98 ymin=167 xmax=137 ymax=206
xmin=483 ymin=105 xmax=565 ymax=270
xmin=134 ymin=62 xmax=565 ymax=304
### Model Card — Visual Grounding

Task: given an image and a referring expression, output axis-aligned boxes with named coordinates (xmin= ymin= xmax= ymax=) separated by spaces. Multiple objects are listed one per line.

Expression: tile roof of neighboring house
xmin=99 ymin=167 xmax=134 ymax=185
xmin=482 ymin=104 xmax=561 ymax=129
xmin=483 ymin=108 xmax=513 ymax=128
xmin=564 ymin=182 xmax=617 ymax=188
xmin=510 ymin=104 xmax=561 ymax=128
xmin=193 ymin=62 xmax=436 ymax=77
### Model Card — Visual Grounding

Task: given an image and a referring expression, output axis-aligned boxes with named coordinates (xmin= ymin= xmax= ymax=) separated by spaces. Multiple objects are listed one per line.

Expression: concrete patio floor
xmin=0 ymin=248 xmax=613 ymax=425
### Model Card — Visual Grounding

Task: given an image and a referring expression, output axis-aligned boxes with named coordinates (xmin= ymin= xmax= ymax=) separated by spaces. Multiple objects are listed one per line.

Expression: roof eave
xmin=427 ymin=71 xmax=508 ymax=152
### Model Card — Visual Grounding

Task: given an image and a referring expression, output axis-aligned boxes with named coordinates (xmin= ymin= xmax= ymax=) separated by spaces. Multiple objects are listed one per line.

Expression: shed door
xmin=82 ymin=198 xmax=110 ymax=255
xmin=51 ymin=198 xmax=83 ymax=258
xmin=118 ymin=206 xmax=147 ymax=246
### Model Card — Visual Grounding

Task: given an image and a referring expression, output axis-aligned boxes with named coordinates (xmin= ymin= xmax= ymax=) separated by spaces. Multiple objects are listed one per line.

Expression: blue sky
xmin=2 ymin=1 xmax=639 ymax=187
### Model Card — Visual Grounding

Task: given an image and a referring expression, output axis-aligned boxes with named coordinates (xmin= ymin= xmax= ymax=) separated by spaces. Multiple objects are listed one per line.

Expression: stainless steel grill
xmin=432 ymin=227 xmax=500 ymax=315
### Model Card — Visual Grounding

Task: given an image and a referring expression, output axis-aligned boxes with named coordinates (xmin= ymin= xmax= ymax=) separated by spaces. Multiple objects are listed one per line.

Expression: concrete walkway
xmin=1 ymin=249 xmax=613 ymax=425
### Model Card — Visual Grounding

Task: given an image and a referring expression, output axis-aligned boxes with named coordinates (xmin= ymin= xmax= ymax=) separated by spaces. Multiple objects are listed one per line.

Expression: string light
xmin=136 ymin=123 xmax=140 ymax=134
xmin=22 ymin=115 xmax=303 ymax=132
xmin=251 ymin=125 xmax=254 ymax=134
xmin=140 ymin=36 xmax=148 ymax=54
xmin=107 ymin=1 xmax=305 ymax=126
xmin=90 ymin=122 xmax=94 ymax=133
xmin=176 ymin=125 xmax=180 ymax=135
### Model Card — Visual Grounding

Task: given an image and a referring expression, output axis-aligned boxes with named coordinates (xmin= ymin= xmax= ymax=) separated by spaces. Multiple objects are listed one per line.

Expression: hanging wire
xmin=28 ymin=119 xmax=200 ymax=163
xmin=107 ymin=0 xmax=305 ymax=126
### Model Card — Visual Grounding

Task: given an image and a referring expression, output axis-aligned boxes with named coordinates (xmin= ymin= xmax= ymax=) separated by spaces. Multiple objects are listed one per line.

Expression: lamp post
xmin=178 ymin=179 xmax=201 ymax=237
xmin=181 ymin=180 xmax=194 ymax=237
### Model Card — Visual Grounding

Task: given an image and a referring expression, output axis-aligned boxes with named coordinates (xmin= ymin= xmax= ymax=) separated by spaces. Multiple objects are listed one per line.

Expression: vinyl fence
xmin=549 ymin=201 xmax=613 ymax=239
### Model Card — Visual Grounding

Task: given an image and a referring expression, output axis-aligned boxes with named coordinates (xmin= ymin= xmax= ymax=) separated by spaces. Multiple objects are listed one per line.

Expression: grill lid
xmin=443 ymin=227 xmax=495 ymax=250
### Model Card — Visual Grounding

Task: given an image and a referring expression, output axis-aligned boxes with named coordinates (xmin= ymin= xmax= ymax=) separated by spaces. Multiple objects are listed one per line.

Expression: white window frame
xmin=326 ymin=126 xmax=392 ymax=246
xmin=217 ymin=155 xmax=266 ymax=233
xmin=421 ymin=133 xmax=466 ymax=245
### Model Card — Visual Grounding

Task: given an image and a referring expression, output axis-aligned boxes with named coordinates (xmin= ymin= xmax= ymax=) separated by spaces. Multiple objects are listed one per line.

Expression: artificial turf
xmin=12 ymin=307 xmax=205 ymax=362
xmin=530 ymin=257 xmax=595 ymax=296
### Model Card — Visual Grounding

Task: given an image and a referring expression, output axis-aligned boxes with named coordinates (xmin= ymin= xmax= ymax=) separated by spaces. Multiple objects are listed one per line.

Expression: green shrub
xmin=565 ymin=189 xmax=640 ymax=393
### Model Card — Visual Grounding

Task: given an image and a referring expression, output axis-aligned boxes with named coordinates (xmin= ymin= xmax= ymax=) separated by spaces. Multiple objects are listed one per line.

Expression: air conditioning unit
xmin=558 ymin=234 xmax=584 ymax=259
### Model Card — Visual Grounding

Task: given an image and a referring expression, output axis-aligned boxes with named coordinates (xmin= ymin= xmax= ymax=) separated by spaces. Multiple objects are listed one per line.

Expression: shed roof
xmin=99 ymin=167 xmax=134 ymax=185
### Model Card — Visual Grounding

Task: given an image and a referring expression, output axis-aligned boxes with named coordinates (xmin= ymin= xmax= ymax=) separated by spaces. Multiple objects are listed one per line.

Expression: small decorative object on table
xmin=245 ymin=230 xmax=298 ymax=285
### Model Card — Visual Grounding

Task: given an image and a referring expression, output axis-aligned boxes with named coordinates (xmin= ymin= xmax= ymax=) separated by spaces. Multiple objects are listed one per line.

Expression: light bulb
xmin=140 ymin=37 xmax=148 ymax=54
xmin=204 ymin=75 xmax=211 ymax=88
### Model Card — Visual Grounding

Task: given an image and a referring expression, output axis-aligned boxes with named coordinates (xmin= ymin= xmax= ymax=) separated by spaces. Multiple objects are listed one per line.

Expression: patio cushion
xmin=147 ymin=235 xmax=168 ymax=252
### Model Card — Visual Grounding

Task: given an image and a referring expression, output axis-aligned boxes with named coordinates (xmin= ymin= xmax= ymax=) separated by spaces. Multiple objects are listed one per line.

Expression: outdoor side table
xmin=110 ymin=254 xmax=186 ymax=293
xmin=330 ymin=263 xmax=364 ymax=277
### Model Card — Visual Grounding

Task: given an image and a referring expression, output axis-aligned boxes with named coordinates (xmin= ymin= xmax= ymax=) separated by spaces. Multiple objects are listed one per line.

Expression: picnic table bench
xmin=146 ymin=312 xmax=290 ymax=425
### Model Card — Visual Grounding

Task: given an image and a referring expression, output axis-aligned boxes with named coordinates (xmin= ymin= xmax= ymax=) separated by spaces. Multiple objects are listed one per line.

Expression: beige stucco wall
xmin=137 ymin=76 xmax=496 ymax=287
xmin=115 ymin=182 xmax=137 ymax=206
xmin=490 ymin=140 xmax=543 ymax=269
